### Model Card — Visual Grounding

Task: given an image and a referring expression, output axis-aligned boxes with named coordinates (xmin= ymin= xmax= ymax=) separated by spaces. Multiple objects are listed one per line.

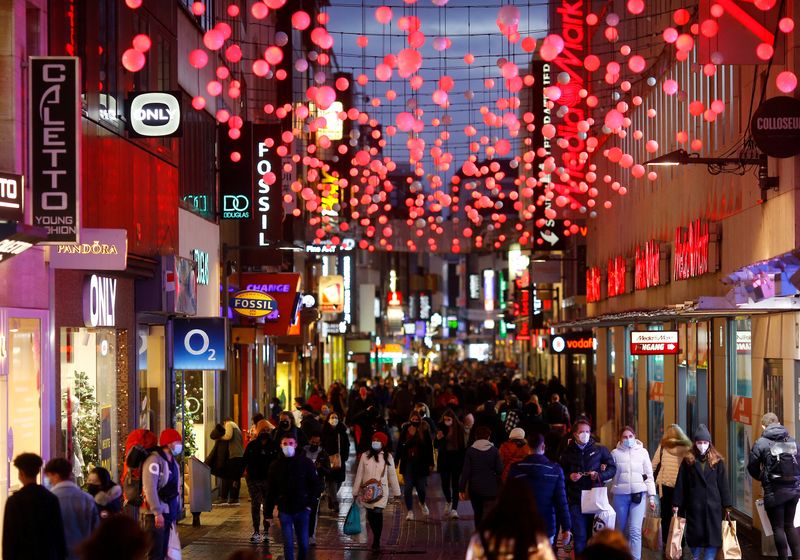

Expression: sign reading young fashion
xmin=126 ymin=92 xmax=182 ymax=138
xmin=673 ymin=219 xmax=710 ymax=281
xmin=630 ymin=330 xmax=679 ymax=355
xmin=50 ymin=228 xmax=128 ymax=270
xmin=0 ymin=172 xmax=24 ymax=222
xmin=172 ymin=317 xmax=226 ymax=370
xmin=83 ymin=274 xmax=117 ymax=327
xmin=29 ymin=57 xmax=81 ymax=243
xmin=751 ymin=96 xmax=800 ymax=158
xmin=550 ymin=332 xmax=596 ymax=354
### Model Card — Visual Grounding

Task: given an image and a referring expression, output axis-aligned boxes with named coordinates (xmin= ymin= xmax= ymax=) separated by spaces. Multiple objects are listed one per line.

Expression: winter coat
xmin=747 ymin=423 xmax=800 ymax=507
xmin=460 ymin=440 xmax=503 ymax=499
xmin=92 ymin=484 xmax=123 ymax=518
xmin=434 ymin=427 xmax=466 ymax=474
xmin=2 ymin=483 xmax=67 ymax=560
xmin=672 ymin=454 xmax=731 ymax=548
xmin=397 ymin=425 xmax=435 ymax=477
xmin=499 ymin=440 xmax=533 ymax=481
xmin=321 ymin=422 xmax=350 ymax=483
xmin=51 ymin=481 xmax=100 ymax=560
xmin=544 ymin=402 xmax=570 ymax=426
xmin=611 ymin=439 xmax=656 ymax=497
xmin=205 ymin=423 xmax=230 ymax=477
xmin=508 ymin=454 xmax=571 ymax=538
xmin=266 ymin=454 xmax=324 ymax=514
xmin=142 ymin=448 xmax=182 ymax=519
xmin=652 ymin=442 xmax=691 ymax=491
xmin=352 ymin=451 xmax=402 ymax=510
xmin=243 ymin=437 xmax=277 ymax=481
xmin=559 ymin=438 xmax=617 ymax=504
xmin=221 ymin=421 xmax=245 ymax=458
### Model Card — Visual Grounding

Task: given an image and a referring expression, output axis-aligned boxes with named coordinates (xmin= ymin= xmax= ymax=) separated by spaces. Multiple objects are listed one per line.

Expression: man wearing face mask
xmin=243 ymin=420 xmax=277 ymax=544
xmin=300 ymin=431 xmax=331 ymax=545
xmin=142 ymin=429 xmax=184 ymax=560
xmin=559 ymin=419 xmax=616 ymax=554
xmin=267 ymin=436 xmax=324 ymax=560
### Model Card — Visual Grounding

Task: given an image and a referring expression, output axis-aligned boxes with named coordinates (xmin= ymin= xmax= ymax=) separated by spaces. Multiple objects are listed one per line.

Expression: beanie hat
xmin=372 ymin=431 xmax=389 ymax=447
xmin=159 ymin=428 xmax=182 ymax=447
xmin=693 ymin=424 xmax=712 ymax=442
xmin=509 ymin=427 xmax=526 ymax=441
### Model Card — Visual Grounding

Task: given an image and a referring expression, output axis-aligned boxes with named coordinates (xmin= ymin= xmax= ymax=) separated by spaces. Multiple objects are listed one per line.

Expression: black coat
xmin=559 ymin=438 xmax=616 ymax=504
xmin=243 ymin=438 xmax=277 ymax=480
xmin=747 ymin=423 xmax=800 ymax=508
xmin=321 ymin=423 xmax=350 ymax=483
xmin=266 ymin=454 xmax=324 ymax=514
xmin=673 ymin=456 xmax=731 ymax=548
xmin=2 ymin=483 xmax=67 ymax=560
xmin=397 ymin=425 xmax=435 ymax=477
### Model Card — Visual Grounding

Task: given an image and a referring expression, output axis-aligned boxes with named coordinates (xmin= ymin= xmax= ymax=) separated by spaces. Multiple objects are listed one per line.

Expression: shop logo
xmin=127 ymin=92 xmax=182 ymax=137
xmin=191 ymin=249 xmax=209 ymax=286
xmin=222 ymin=195 xmax=251 ymax=219
xmin=552 ymin=336 xmax=566 ymax=353
xmin=83 ymin=274 xmax=117 ymax=327
xmin=550 ymin=332 xmax=596 ymax=354
xmin=0 ymin=172 xmax=23 ymax=222
xmin=231 ymin=289 xmax=277 ymax=317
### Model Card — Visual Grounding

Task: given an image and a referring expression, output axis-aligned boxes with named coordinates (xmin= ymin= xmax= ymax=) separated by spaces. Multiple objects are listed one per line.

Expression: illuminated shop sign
xmin=222 ymin=194 xmax=251 ymax=219
xmin=29 ymin=57 xmax=80 ymax=243
xmin=586 ymin=266 xmax=601 ymax=303
xmin=51 ymin=228 xmax=128 ymax=270
xmin=83 ymin=274 xmax=117 ymax=327
xmin=191 ymin=249 xmax=209 ymax=285
xmin=0 ymin=224 xmax=46 ymax=264
xmin=469 ymin=274 xmax=481 ymax=300
xmin=483 ymin=270 xmax=496 ymax=311
xmin=635 ymin=240 xmax=661 ymax=290
xmin=737 ymin=331 xmax=752 ymax=353
xmin=0 ymin=172 xmax=24 ymax=222
xmin=126 ymin=92 xmax=182 ymax=138
xmin=419 ymin=292 xmax=431 ymax=320
xmin=607 ymin=256 xmax=626 ymax=298
xmin=673 ymin=220 xmax=710 ymax=281
xmin=305 ymin=238 xmax=355 ymax=254
xmin=550 ymin=332 xmax=596 ymax=354
xmin=172 ymin=317 xmax=226 ymax=370
xmin=630 ymin=330 xmax=679 ymax=355
xmin=237 ymin=273 xmax=302 ymax=336
xmin=319 ymin=275 xmax=344 ymax=313
xmin=342 ymin=253 xmax=353 ymax=326
xmin=253 ymin=125 xmax=282 ymax=246
xmin=231 ymin=290 xmax=277 ymax=317
xmin=315 ymin=101 xmax=344 ymax=140
xmin=319 ymin=168 xmax=340 ymax=223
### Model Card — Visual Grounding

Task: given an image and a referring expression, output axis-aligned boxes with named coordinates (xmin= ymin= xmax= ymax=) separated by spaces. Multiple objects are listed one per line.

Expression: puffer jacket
xmin=747 ymin=423 xmax=800 ymax=507
xmin=611 ymin=439 xmax=656 ymax=496
xmin=559 ymin=438 xmax=616 ymax=504
xmin=652 ymin=443 xmax=690 ymax=491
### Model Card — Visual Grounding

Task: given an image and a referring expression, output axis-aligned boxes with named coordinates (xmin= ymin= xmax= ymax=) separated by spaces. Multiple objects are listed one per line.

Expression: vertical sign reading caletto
xmin=29 ymin=57 xmax=80 ymax=243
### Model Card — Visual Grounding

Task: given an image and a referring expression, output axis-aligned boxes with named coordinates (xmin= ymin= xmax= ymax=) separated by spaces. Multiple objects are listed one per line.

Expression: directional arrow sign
xmin=535 ymin=220 xmax=569 ymax=251
xmin=630 ymin=330 xmax=679 ymax=355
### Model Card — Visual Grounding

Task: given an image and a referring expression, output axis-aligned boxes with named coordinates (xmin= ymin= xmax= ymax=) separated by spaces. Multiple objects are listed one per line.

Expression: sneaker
xmin=421 ymin=504 xmax=430 ymax=517
xmin=405 ymin=511 xmax=415 ymax=521
xmin=309 ymin=536 xmax=317 ymax=546
xmin=250 ymin=531 xmax=262 ymax=544
xmin=444 ymin=501 xmax=451 ymax=513
xmin=261 ymin=531 xmax=270 ymax=544
xmin=449 ymin=509 xmax=459 ymax=519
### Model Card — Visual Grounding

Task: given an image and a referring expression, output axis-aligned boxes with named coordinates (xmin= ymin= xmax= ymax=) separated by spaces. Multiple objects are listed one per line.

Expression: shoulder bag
xmin=359 ymin=457 xmax=388 ymax=504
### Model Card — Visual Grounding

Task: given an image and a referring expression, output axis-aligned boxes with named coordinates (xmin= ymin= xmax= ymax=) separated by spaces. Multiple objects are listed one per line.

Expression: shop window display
xmin=138 ymin=325 xmax=167 ymax=435
xmin=646 ymin=326 xmax=665 ymax=456
xmin=728 ymin=317 xmax=752 ymax=516
xmin=678 ymin=321 xmax=710 ymax=438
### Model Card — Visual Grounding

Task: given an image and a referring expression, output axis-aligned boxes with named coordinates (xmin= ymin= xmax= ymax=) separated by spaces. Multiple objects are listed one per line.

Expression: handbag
xmin=343 ymin=503 xmax=362 ymax=535
xmin=359 ymin=462 xmax=388 ymax=504
xmin=592 ymin=508 xmax=617 ymax=534
xmin=167 ymin=523 xmax=182 ymax=560
xmin=666 ymin=513 xmax=686 ymax=560
xmin=330 ymin=453 xmax=342 ymax=469
xmin=722 ymin=516 xmax=742 ymax=559
xmin=756 ymin=499 xmax=774 ymax=536
xmin=643 ymin=514 xmax=662 ymax=551
xmin=581 ymin=487 xmax=610 ymax=514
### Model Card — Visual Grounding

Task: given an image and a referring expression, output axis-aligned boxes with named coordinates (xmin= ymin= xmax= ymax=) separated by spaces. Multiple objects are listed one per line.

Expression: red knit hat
xmin=372 ymin=431 xmax=389 ymax=447
xmin=159 ymin=428 xmax=182 ymax=447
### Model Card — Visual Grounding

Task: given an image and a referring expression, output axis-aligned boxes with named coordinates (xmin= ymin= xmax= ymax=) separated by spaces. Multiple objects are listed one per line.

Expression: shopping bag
xmin=666 ymin=513 xmax=686 ymax=560
xmin=343 ymin=503 xmax=362 ymax=535
xmin=330 ymin=453 xmax=342 ymax=470
xmin=722 ymin=518 xmax=742 ymax=559
xmin=756 ymin=499 xmax=774 ymax=536
xmin=643 ymin=515 xmax=662 ymax=551
xmin=167 ymin=523 xmax=182 ymax=560
xmin=581 ymin=487 xmax=610 ymax=514
xmin=592 ymin=508 xmax=616 ymax=534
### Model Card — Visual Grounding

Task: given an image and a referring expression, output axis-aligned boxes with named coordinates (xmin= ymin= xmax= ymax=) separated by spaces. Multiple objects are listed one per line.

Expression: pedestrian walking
xmin=210 ymin=418 xmax=245 ymax=505
xmin=460 ymin=425 xmax=503 ymax=528
xmin=273 ymin=410 xmax=308 ymax=448
xmin=266 ymin=434 xmax=324 ymax=560
xmin=544 ymin=394 xmax=570 ymax=428
xmin=77 ymin=514 xmax=148 ymax=560
xmin=559 ymin=418 xmax=616 ymax=554
xmin=44 ymin=458 xmax=99 ymax=560
xmin=242 ymin=419 xmax=276 ymax=544
xmin=300 ymin=431 xmax=330 ymax=545
xmin=141 ymin=429 xmax=184 ymax=560
xmin=2 ymin=453 xmax=67 ymax=560
xmin=609 ymin=427 xmax=656 ymax=560
xmin=435 ymin=409 xmax=466 ymax=519
xmin=465 ymin=477 xmax=557 ymax=560
xmin=499 ymin=427 xmax=532 ymax=481
xmin=397 ymin=411 xmax=435 ymax=520
xmin=748 ymin=412 xmax=800 ymax=560
xmin=86 ymin=466 xmax=123 ymax=519
xmin=508 ymin=432 xmax=571 ymax=545
xmin=321 ymin=411 xmax=349 ymax=511
xmin=352 ymin=432 xmax=402 ymax=552
xmin=672 ymin=424 xmax=732 ymax=560
xmin=651 ymin=424 xmax=692 ymax=549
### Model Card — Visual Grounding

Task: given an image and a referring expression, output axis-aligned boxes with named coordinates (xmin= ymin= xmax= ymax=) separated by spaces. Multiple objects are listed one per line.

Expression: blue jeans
xmin=612 ymin=493 xmax=647 ymax=560
xmin=278 ymin=509 xmax=311 ymax=560
xmin=690 ymin=547 xmax=718 ymax=560
xmin=403 ymin=470 xmax=428 ymax=510
xmin=568 ymin=503 xmax=595 ymax=554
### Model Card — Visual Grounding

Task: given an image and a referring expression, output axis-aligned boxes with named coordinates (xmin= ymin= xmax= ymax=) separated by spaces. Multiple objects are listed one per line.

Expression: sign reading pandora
xmin=126 ymin=92 xmax=182 ymax=137
xmin=29 ymin=57 xmax=80 ymax=243
xmin=83 ymin=274 xmax=117 ymax=327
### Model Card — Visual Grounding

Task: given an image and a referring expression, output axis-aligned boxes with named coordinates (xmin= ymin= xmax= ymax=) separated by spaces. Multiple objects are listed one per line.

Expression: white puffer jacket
xmin=652 ymin=444 xmax=688 ymax=490
xmin=611 ymin=439 xmax=656 ymax=496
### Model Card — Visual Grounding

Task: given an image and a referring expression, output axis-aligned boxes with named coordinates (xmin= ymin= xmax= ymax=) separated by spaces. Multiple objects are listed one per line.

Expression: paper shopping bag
xmin=167 ymin=523 xmax=182 ymax=560
xmin=343 ymin=503 xmax=362 ymax=535
xmin=592 ymin=508 xmax=617 ymax=535
xmin=756 ymin=499 xmax=774 ymax=536
xmin=722 ymin=518 xmax=742 ymax=559
xmin=581 ymin=487 xmax=610 ymax=514
xmin=643 ymin=514 xmax=662 ymax=551
xmin=666 ymin=513 xmax=686 ymax=560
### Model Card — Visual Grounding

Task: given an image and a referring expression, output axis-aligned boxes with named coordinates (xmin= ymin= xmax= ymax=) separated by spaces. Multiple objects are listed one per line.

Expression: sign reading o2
xmin=172 ymin=318 xmax=226 ymax=370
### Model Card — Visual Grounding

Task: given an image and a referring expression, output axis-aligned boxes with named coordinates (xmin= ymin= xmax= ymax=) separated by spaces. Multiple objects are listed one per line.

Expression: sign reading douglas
xmin=29 ymin=57 xmax=80 ymax=243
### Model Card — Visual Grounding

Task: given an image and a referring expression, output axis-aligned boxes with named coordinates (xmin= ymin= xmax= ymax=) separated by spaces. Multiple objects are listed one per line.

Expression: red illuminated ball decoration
xmin=264 ymin=46 xmax=283 ymax=65
xmin=125 ymin=0 xmax=142 ymax=7
xmin=252 ymin=59 xmax=270 ymax=77
xmin=189 ymin=49 xmax=208 ymax=68
xmin=335 ymin=76 xmax=349 ymax=91
xmin=776 ymin=71 xmax=798 ymax=93
xmin=203 ymin=29 xmax=224 ymax=50
xmin=251 ymin=2 xmax=268 ymax=20
xmin=122 ymin=48 xmax=146 ymax=72
xmin=375 ymin=6 xmax=393 ymax=24
xmin=627 ymin=0 xmax=644 ymax=14
xmin=225 ymin=44 xmax=242 ymax=63
xmin=191 ymin=96 xmax=206 ymax=110
xmin=264 ymin=0 xmax=286 ymax=8
xmin=191 ymin=2 xmax=205 ymax=15
xmin=780 ymin=18 xmax=795 ymax=33
xmin=132 ymin=34 xmax=151 ymax=53
xmin=292 ymin=11 xmax=311 ymax=30
xmin=227 ymin=4 xmax=239 ymax=17
xmin=673 ymin=8 xmax=690 ymax=25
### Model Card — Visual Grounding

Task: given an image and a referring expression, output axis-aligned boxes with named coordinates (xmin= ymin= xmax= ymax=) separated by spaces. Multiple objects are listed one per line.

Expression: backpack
xmin=122 ymin=428 xmax=157 ymax=506
xmin=766 ymin=437 xmax=800 ymax=483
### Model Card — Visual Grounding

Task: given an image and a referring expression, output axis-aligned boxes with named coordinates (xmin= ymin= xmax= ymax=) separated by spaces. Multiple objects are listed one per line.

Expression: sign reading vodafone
xmin=550 ymin=332 xmax=596 ymax=355
xmin=630 ymin=330 xmax=679 ymax=355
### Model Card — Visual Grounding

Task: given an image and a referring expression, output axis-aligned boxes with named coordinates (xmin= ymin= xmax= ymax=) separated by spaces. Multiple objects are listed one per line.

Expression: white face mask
xmin=696 ymin=443 xmax=710 ymax=455
xmin=170 ymin=443 xmax=183 ymax=456
xmin=372 ymin=441 xmax=383 ymax=450
xmin=577 ymin=432 xmax=591 ymax=445
xmin=282 ymin=445 xmax=296 ymax=457
xmin=329 ymin=418 xmax=339 ymax=426
xmin=623 ymin=438 xmax=636 ymax=448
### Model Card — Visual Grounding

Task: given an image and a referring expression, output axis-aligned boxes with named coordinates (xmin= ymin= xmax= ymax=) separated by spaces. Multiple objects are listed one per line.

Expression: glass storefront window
xmin=138 ymin=325 xmax=167 ymax=434
xmin=624 ymin=326 xmax=639 ymax=435
xmin=607 ymin=328 xmax=617 ymax=428
xmin=728 ymin=317 xmax=752 ymax=516
xmin=647 ymin=325 xmax=665 ymax=455
xmin=679 ymin=321 xmax=710 ymax=438
xmin=8 ymin=317 xmax=43 ymax=471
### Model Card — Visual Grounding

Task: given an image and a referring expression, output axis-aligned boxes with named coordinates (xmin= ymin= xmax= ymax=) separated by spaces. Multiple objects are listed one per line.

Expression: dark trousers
xmin=219 ymin=476 xmax=240 ymax=503
xmin=142 ymin=514 xmax=170 ymax=560
xmin=440 ymin=467 xmax=462 ymax=509
xmin=246 ymin=478 xmax=270 ymax=532
xmin=278 ymin=509 xmax=310 ymax=560
xmin=366 ymin=507 xmax=384 ymax=547
xmin=767 ymin=498 xmax=800 ymax=559
xmin=308 ymin=498 xmax=320 ymax=537
xmin=403 ymin=471 xmax=428 ymax=510
xmin=569 ymin=503 xmax=595 ymax=554
xmin=660 ymin=485 xmax=676 ymax=547
xmin=470 ymin=495 xmax=496 ymax=529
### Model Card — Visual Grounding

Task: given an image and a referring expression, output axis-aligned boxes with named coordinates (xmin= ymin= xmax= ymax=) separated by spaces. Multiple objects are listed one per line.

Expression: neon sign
xmin=673 ymin=220 xmax=709 ymax=281
xmin=607 ymin=256 xmax=626 ymax=298
xmin=635 ymin=240 xmax=661 ymax=290
xmin=586 ymin=266 xmax=601 ymax=303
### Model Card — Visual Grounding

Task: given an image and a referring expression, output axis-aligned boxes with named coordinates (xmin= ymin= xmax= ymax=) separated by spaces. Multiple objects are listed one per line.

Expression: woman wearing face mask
xmin=86 ymin=466 xmax=123 ymax=519
xmin=651 ymin=424 xmax=693 ymax=550
xmin=321 ymin=412 xmax=349 ymax=511
xmin=435 ymin=409 xmax=466 ymax=519
xmin=397 ymin=412 xmax=435 ymax=520
xmin=672 ymin=425 xmax=732 ymax=560
xmin=609 ymin=427 xmax=656 ymax=560
xmin=273 ymin=411 xmax=308 ymax=448
xmin=352 ymin=432 xmax=402 ymax=552
xmin=242 ymin=420 xmax=277 ymax=544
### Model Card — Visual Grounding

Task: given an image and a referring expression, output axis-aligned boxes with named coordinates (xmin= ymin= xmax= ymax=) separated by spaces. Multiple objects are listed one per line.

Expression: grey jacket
xmin=142 ymin=449 xmax=182 ymax=516
xmin=51 ymin=481 xmax=99 ymax=560
xmin=459 ymin=440 xmax=503 ymax=498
